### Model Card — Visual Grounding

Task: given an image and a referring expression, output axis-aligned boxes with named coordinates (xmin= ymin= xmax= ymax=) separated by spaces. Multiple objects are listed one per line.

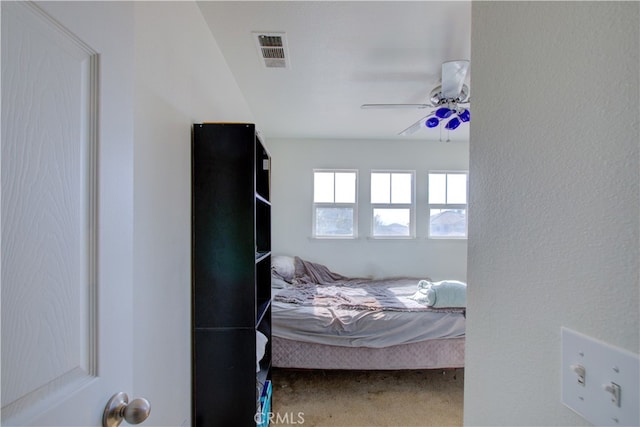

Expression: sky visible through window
xmin=371 ymin=172 xmax=412 ymax=231
xmin=314 ymin=171 xmax=357 ymax=237
xmin=314 ymin=172 xmax=356 ymax=203
xmin=429 ymin=172 xmax=468 ymax=237
xmin=429 ymin=173 xmax=467 ymax=204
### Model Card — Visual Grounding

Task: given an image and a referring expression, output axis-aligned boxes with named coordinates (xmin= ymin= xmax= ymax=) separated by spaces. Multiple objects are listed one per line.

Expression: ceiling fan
xmin=361 ymin=60 xmax=470 ymax=137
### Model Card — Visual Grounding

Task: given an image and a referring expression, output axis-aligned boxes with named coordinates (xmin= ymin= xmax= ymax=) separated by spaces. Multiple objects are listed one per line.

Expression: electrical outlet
xmin=561 ymin=327 xmax=639 ymax=426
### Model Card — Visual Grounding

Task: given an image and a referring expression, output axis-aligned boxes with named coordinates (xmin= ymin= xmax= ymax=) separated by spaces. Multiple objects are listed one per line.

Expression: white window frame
xmin=312 ymin=169 xmax=358 ymax=238
xmin=370 ymin=170 xmax=416 ymax=239
xmin=427 ymin=171 xmax=468 ymax=239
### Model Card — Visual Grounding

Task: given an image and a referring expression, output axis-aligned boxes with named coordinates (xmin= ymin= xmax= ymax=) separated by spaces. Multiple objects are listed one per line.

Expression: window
xmin=371 ymin=171 xmax=414 ymax=237
xmin=313 ymin=170 xmax=357 ymax=237
xmin=428 ymin=172 xmax=468 ymax=238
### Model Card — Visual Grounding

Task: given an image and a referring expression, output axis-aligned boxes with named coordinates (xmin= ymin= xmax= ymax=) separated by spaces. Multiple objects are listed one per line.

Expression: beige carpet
xmin=270 ymin=368 xmax=464 ymax=427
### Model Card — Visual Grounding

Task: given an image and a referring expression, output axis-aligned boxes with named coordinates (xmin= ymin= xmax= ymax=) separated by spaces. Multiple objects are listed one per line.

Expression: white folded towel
xmin=411 ymin=279 xmax=467 ymax=308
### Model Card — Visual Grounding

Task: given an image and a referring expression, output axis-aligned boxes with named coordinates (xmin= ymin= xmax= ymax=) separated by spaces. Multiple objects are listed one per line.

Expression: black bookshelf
xmin=192 ymin=123 xmax=272 ymax=426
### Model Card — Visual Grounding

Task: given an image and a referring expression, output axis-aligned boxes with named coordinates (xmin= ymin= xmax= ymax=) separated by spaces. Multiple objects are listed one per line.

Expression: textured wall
xmin=465 ymin=2 xmax=639 ymax=426
xmin=132 ymin=2 xmax=254 ymax=426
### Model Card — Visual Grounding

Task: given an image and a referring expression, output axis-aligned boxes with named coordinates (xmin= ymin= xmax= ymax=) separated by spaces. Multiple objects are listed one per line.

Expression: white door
xmin=2 ymin=1 xmax=138 ymax=425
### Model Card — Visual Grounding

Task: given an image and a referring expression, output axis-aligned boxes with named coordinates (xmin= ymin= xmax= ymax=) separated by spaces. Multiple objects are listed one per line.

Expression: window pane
xmin=335 ymin=172 xmax=356 ymax=203
xmin=447 ymin=174 xmax=467 ymax=204
xmin=315 ymin=207 xmax=354 ymax=236
xmin=371 ymin=173 xmax=390 ymax=203
xmin=429 ymin=208 xmax=466 ymax=237
xmin=373 ymin=208 xmax=410 ymax=236
xmin=391 ymin=173 xmax=412 ymax=204
xmin=429 ymin=173 xmax=446 ymax=204
xmin=314 ymin=172 xmax=334 ymax=203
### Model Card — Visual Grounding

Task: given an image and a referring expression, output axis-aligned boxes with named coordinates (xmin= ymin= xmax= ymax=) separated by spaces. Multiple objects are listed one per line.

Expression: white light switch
xmin=603 ymin=382 xmax=621 ymax=407
xmin=561 ymin=327 xmax=639 ymax=426
xmin=571 ymin=364 xmax=586 ymax=386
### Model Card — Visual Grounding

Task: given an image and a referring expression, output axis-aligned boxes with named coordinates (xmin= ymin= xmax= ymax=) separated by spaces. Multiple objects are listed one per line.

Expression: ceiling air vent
xmin=253 ymin=32 xmax=289 ymax=69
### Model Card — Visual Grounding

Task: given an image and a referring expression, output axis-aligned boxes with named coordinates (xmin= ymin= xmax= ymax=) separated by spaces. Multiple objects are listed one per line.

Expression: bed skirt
xmin=272 ymin=336 xmax=464 ymax=370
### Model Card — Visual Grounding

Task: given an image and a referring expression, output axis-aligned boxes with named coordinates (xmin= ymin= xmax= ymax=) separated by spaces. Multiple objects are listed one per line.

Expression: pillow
xmin=271 ymin=255 xmax=295 ymax=282
xmin=271 ymin=277 xmax=289 ymax=289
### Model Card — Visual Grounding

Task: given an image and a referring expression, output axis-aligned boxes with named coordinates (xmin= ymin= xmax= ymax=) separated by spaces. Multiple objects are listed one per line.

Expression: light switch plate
xmin=561 ymin=327 xmax=639 ymax=426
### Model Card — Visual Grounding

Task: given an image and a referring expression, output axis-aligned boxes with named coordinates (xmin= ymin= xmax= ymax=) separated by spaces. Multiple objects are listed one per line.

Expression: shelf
xmin=255 ymin=136 xmax=270 ymax=202
xmin=192 ymin=123 xmax=272 ymax=426
xmin=256 ymin=193 xmax=271 ymax=206
xmin=256 ymin=199 xmax=271 ymax=255
xmin=255 ymin=251 xmax=271 ymax=263
xmin=257 ymin=300 xmax=271 ymax=327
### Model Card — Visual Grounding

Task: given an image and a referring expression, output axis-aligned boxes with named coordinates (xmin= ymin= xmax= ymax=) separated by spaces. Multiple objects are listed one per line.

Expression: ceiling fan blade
xmin=441 ymin=60 xmax=469 ymax=99
xmin=361 ymin=103 xmax=431 ymax=109
xmin=398 ymin=112 xmax=435 ymax=136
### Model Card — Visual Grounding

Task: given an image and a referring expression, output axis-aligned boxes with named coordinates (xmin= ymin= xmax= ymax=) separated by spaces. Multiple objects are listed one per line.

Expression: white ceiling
xmin=197 ymin=1 xmax=471 ymax=142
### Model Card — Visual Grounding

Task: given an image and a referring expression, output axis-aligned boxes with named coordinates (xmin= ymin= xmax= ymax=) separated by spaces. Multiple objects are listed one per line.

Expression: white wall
xmin=465 ymin=2 xmax=639 ymax=426
xmin=132 ymin=2 xmax=254 ymax=425
xmin=268 ymin=137 xmax=469 ymax=280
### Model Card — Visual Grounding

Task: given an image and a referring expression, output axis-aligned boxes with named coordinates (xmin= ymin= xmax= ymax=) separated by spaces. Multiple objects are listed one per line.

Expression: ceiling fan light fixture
xmin=361 ymin=60 xmax=470 ymax=136
xmin=445 ymin=117 xmax=461 ymax=130
xmin=425 ymin=117 xmax=439 ymax=128
xmin=435 ymin=107 xmax=453 ymax=119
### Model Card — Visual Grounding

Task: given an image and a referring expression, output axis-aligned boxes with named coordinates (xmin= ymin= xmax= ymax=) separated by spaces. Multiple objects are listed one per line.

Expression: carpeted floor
xmin=270 ymin=368 xmax=464 ymax=427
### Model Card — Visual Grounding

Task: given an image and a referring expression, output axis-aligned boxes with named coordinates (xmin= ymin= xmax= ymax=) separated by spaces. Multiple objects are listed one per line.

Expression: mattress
xmin=272 ymin=279 xmax=465 ymax=348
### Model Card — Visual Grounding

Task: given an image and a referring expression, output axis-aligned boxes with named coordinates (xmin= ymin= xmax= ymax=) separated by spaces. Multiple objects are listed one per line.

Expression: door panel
xmin=1 ymin=2 xmax=134 ymax=425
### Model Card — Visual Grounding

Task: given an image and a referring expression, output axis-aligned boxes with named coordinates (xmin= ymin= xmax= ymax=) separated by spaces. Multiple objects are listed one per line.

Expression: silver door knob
xmin=103 ymin=392 xmax=151 ymax=427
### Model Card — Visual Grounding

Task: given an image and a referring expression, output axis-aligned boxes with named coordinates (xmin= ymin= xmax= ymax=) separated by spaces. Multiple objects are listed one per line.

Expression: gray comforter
xmin=274 ymin=257 xmax=464 ymax=313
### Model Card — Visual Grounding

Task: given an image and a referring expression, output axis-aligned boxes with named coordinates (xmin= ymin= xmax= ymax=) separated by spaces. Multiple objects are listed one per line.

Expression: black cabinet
xmin=192 ymin=123 xmax=272 ymax=426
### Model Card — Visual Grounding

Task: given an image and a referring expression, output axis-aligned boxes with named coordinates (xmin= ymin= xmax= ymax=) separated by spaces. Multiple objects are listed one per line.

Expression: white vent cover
xmin=253 ymin=32 xmax=289 ymax=68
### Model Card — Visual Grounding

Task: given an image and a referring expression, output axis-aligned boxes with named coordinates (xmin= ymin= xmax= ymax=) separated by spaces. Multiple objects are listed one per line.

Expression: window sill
xmin=427 ymin=236 xmax=468 ymax=241
xmin=308 ymin=236 xmax=359 ymax=240
xmin=366 ymin=236 xmax=416 ymax=240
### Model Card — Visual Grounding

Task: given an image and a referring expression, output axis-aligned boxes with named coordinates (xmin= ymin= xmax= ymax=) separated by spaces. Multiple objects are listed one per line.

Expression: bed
xmin=270 ymin=256 xmax=466 ymax=370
